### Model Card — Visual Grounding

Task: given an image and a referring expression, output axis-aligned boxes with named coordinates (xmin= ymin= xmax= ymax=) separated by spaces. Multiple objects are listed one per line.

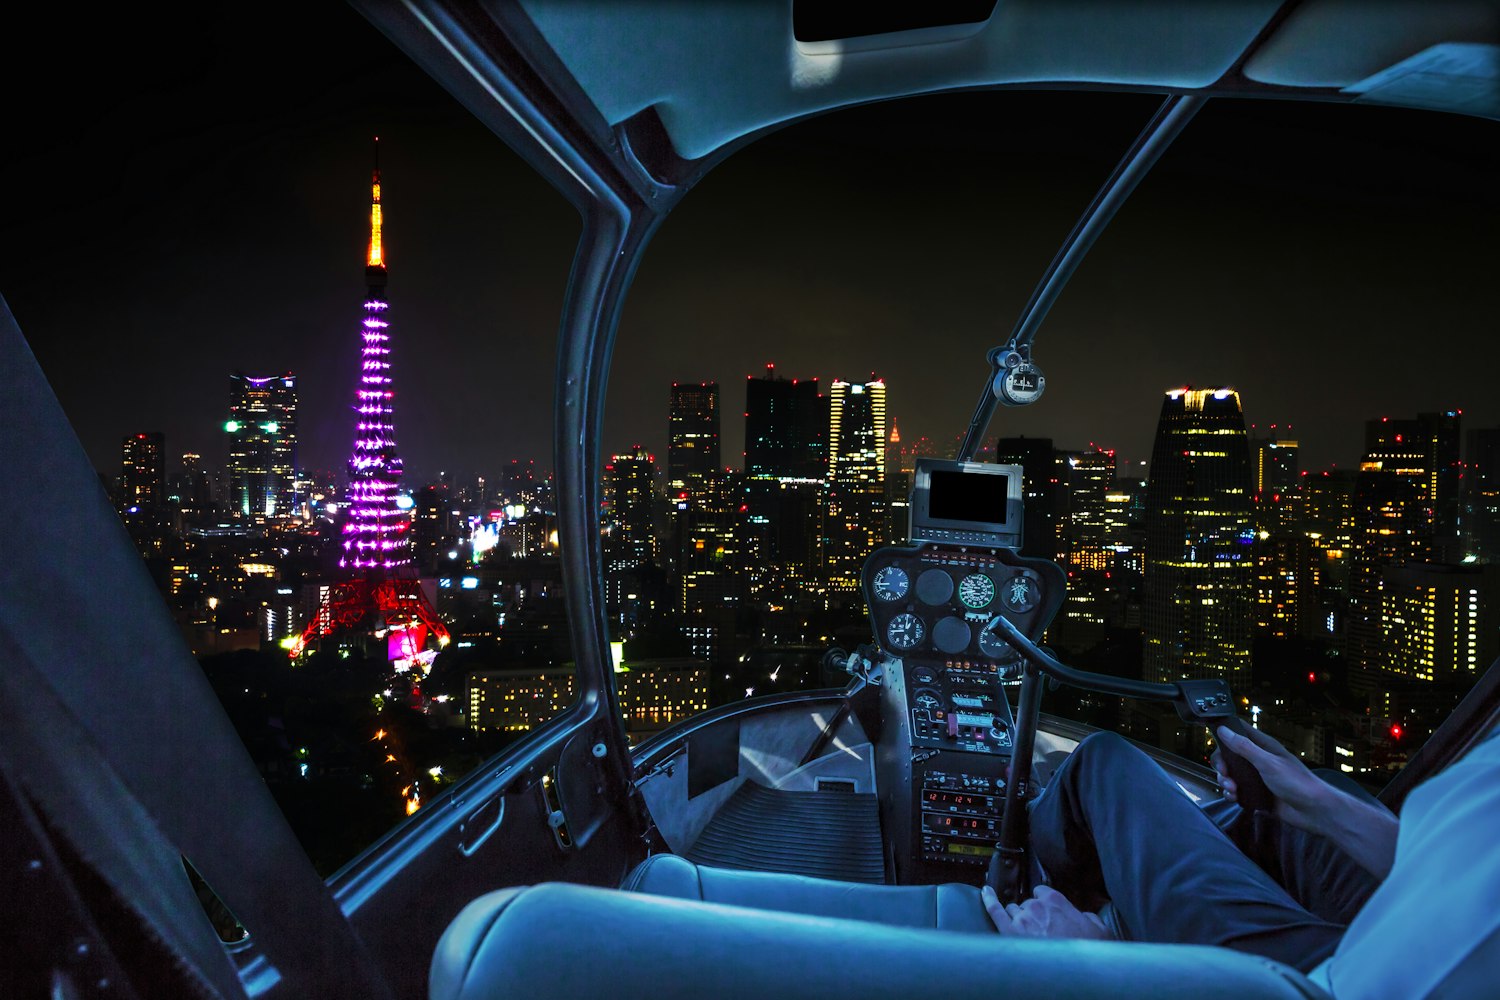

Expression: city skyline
xmin=4 ymin=5 xmax=1499 ymax=485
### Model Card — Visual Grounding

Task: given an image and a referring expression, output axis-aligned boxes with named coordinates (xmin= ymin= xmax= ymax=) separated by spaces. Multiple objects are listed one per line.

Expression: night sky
xmin=4 ymin=5 xmax=1498 ymax=485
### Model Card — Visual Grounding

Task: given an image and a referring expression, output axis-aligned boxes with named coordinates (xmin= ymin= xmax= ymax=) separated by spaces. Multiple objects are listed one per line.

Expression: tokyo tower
xmin=290 ymin=138 xmax=450 ymax=666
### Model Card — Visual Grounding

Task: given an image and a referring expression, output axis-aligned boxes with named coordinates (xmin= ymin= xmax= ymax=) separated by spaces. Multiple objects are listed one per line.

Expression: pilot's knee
xmin=1069 ymin=731 xmax=1146 ymax=775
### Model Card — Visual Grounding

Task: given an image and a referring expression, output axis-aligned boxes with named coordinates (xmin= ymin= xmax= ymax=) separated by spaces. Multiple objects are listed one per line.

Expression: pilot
xmin=979 ymin=723 xmax=1500 ymax=997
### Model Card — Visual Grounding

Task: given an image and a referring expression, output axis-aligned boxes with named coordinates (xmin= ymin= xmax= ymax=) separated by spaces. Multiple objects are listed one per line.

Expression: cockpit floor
xmin=684 ymin=781 xmax=887 ymax=884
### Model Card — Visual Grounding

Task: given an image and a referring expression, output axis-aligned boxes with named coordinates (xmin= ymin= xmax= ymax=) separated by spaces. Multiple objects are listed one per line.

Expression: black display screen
xmin=928 ymin=469 xmax=1009 ymax=524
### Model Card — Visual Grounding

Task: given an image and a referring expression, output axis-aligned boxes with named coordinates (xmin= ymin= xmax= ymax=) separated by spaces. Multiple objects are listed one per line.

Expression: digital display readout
xmin=928 ymin=469 xmax=1009 ymax=523
xmin=946 ymin=843 xmax=995 ymax=857
xmin=923 ymin=814 xmax=995 ymax=835
xmin=923 ymin=790 xmax=995 ymax=810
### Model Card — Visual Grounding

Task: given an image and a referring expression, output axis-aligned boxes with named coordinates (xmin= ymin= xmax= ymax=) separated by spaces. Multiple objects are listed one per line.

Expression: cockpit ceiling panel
xmin=516 ymin=0 xmax=1285 ymax=160
xmin=1242 ymin=0 xmax=1499 ymax=88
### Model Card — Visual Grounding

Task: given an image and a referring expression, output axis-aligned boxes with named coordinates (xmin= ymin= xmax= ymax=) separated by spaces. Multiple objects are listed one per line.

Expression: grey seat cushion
xmin=430 ymin=881 xmax=1328 ymax=1000
xmin=623 ymin=852 xmax=994 ymax=933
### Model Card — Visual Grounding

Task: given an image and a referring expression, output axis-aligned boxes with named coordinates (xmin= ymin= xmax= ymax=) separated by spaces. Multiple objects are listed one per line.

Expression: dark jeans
xmin=1028 ymin=731 xmax=1387 ymax=973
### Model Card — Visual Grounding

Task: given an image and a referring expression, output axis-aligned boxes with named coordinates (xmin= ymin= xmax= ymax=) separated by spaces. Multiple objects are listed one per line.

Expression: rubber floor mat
xmin=684 ymin=780 xmax=886 ymax=884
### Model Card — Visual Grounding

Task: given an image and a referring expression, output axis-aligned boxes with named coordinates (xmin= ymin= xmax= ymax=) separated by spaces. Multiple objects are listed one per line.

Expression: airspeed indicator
xmin=958 ymin=573 xmax=995 ymax=610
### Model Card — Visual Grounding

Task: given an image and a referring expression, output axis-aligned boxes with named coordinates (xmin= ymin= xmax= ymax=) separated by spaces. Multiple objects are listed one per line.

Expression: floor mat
xmin=684 ymin=780 xmax=886 ymax=884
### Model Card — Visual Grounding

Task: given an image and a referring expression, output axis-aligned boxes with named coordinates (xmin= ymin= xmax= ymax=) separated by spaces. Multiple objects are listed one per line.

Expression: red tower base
xmin=290 ymin=575 xmax=451 ymax=665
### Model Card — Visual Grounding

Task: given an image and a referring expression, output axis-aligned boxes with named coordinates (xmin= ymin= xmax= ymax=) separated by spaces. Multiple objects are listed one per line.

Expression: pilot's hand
xmin=982 ymin=884 xmax=1110 ymax=940
xmin=1214 ymin=724 xmax=1327 ymax=832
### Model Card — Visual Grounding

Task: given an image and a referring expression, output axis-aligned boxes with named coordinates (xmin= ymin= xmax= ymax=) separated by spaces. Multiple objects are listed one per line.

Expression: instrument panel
xmin=863 ymin=545 xmax=1065 ymax=664
xmin=866 ymin=542 xmax=1066 ymax=878
xmin=906 ymin=659 xmax=1015 ymax=754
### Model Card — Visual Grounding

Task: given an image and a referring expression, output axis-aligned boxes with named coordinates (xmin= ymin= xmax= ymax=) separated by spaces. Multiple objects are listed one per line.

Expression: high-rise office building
xmin=1250 ymin=434 xmax=1300 ymax=533
xmin=1379 ymin=563 xmax=1491 ymax=684
xmin=1053 ymin=447 xmax=1117 ymax=650
xmin=745 ymin=366 xmax=825 ymax=480
xmin=743 ymin=366 xmax=827 ymax=599
xmin=675 ymin=469 xmax=742 ymax=615
xmin=1464 ymin=427 xmax=1500 ymax=563
xmin=1348 ymin=412 xmax=1463 ymax=681
xmin=1300 ymin=470 xmax=1356 ymax=641
xmin=668 ymin=382 xmax=721 ymax=491
xmin=995 ymin=436 xmax=1065 ymax=562
xmin=119 ymin=432 xmax=166 ymax=512
xmin=602 ymin=446 xmax=658 ymax=572
xmin=169 ymin=451 xmax=214 ymax=522
xmin=225 ymin=372 xmax=298 ymax=520
xmin=825 ymin=377 xmax=887 ymax=596
xmin=1249 ymin=433 xmax=1302 ymax=635
xmin=1142 ymin=387 xmax=1255 ymax=696
xmin=667 ymin=382 xmax=736 ymax=623
xmin=412 ymin=484 xmax=454 ymax=573
xmin=1062 ymin=447 xmax=1116 ymax=571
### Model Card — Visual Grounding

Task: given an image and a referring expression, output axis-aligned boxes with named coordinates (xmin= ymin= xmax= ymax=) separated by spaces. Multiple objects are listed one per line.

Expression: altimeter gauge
xmin=977 ymin=626 xmax=1018 ymax=663
xmin=872 ymin=565 xmax=909 ymax=602
xmin=886 ymin=613 xmax=926 ymax=650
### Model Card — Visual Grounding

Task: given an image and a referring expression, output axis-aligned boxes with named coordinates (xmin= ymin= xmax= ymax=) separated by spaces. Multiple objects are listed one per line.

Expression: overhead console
xmin=867 ymin=459 xmax=1065 ymax=884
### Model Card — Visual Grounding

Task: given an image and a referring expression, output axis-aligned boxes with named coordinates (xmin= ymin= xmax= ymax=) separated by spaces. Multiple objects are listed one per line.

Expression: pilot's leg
xmin=1028 ymin=731 xmax=1344 ymax=972
xmin=1212 ymin=770 xmax=1386 ymax=926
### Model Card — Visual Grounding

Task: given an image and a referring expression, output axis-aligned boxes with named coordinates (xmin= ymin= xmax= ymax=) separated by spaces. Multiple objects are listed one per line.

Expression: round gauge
xmin=1001 ymin=574 xmax=1041 ymax=614
xmin=915 ymin=569 xmax=954 ymax=606
xmin=872 ymin=565 xmax=909 ymax=602
xmin=911 ymin=665 xmax=938 ymax=686
xmin=957 ymin=573 xmax=996 ymax=610
xmin=913 ymin=690 xmax=941 ymax=712
xmin=886 ymin=613 xmax=926 ymax=650
xmin=977 ymin=627 xmax=1018 ymax=662
xmin=932 ymin=616 xmax=971 ymax=655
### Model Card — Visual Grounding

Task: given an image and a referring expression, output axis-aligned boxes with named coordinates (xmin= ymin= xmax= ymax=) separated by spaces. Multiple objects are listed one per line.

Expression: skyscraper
xmin=745 ymin=366 xmax=825 ymax=479
xmin=667 ymin=381 xmax=736 ymax=623
xmin=994 ymin=436 xmax=1065 ymax=561
xmin=1249 ymin=432 xmax=1302 ymax=636
xmin=119 ymin=432 xmax=165 ymax=512
xmin=225 ymin=373 xmax=298 ymax=520
xmin=1466 ymin=427 xmax=1500 ymax=562
xmin=743 ymin=366 xmax=827 ymax=599
xmin=1061 ymin=448 xmax=1115 ymax=569
xmin=1142 ymin=387 xmax=1255 ymax=695
xmin=1348 ymin=411 xmax=1463 ymax=683
xmin=667 ymin=382 xmax=721 ymax=491
xmin=1052 ymin=447 xmax=1117 ymax=650
xmin=1301 ymin=469 xmax=1356 ymax=641
xmin=1250 ymin=434 xmax=1300 ymax=534
xmin=825 ymin=377 xmax=887 ymax=596
xmin=602 ymin=446 xmax=658 ymax=572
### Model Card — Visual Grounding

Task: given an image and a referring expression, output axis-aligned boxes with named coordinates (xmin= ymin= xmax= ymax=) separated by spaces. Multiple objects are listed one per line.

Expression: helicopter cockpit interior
xmin=5 ymin=2 xmax=1500 ymax=999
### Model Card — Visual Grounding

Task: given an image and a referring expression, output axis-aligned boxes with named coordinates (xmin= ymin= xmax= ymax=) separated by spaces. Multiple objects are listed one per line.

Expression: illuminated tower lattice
xmin=292 ymin=139 xmax=449 ymax=665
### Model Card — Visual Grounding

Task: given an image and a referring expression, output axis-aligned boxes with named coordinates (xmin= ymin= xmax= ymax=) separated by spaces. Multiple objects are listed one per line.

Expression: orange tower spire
xmin=366 ymin=136 xmax=385 ymax=273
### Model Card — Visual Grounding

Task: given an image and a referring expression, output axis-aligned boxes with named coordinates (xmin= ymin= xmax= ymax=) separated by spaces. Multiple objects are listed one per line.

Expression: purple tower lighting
xmin=292 ymin=138 xmax=451 ymax=663
xmin=341 ymin=137 xmax=412 ymax=570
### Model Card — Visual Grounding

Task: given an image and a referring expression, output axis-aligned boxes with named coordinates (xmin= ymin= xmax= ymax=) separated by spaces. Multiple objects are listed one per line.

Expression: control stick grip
xmin=1214 ymin=716 xmax=1275 ymax=814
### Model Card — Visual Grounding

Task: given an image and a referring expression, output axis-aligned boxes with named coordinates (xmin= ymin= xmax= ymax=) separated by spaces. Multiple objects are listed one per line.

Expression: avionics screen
xmin=945 ymin=843 xmax=995 ymax=857
xmin=928 ymin=469 xmax=1010 ymax=524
